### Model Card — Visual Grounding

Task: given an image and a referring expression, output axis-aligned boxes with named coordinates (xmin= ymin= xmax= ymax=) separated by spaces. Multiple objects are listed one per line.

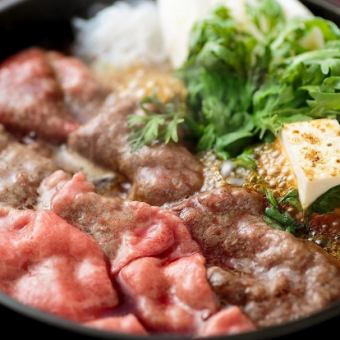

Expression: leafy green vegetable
xmin=254 ymin=42 xmax=340 ymax=138
xmin=128 ymin=95 xmax=185 ymax=151
xmin=246 ymin=0 xmax=285 ymax=39
xmin=179 ymin=5 xmax=266 ymax=158
xmin=234 ymin=148 xmax=257 ymax=170
xmin=179 ymin=0 xmax=340 ymax=158
xmin=270 ymin=18 xmax=340 ymax=62
xmin=264 ymin=186 xmax=340 ymax=233
xmin=128 ymin=1 xmax=340 ymax=158
xmin=309 ymin=185 xmax=340 ymax=214
xmin=279 ymin=189 xmax=302 ymax=211
xmin=265 ymin=188 xmax=279 ymax=208
xmin=264 ymin=189 xmax=305 ymax=234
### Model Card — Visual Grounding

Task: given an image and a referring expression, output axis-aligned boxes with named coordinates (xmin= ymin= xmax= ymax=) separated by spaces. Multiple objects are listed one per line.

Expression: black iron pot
xmin=0 ymin=0 xmax=339 ymax=339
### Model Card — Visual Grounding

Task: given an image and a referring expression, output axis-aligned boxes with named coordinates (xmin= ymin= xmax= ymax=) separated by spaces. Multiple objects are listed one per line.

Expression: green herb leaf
xmin=246 ymin=0 xmax=285 ymax=39
xmin=309 ymin=185 xmax=340 ymax=214
xmin=128 ymin=95 xmax=186 ymax=151
xmin=234 ymin=148 xmax=257 ymax=171
xmin=179 ymin=4 xmax=263 ymax=158
xmin=263 ymin=189 xmax=305 ymax=234
xmin=279 ymin=189 xmax=302 ymax=211
xmin=265 ymin=189 xmax=279 ymax=208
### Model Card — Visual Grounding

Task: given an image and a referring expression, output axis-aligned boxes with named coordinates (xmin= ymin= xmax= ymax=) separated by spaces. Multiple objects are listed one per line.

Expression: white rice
xmin=73 ymin=0 xmax=167 ymax=68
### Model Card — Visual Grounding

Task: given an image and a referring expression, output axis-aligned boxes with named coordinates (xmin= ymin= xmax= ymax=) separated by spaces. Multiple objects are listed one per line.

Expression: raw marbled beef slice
xmin=0 ymin=208 xmax=118 ymax=321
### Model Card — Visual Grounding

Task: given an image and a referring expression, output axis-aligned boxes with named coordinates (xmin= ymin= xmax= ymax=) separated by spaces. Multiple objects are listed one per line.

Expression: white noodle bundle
xmin=73 ymin=0 xmax=167 ymax=67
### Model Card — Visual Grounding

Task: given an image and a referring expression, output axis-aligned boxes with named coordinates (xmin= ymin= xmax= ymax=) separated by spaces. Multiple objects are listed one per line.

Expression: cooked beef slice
xmin=53 ymin=145 xmax=126 ymax=198
xmin=0 ymin=126 xmax=57 ymax=208
xmin=118 ymin=254 xmax=254 ymax=335
xmin=21 ymin=135 xmax=55 ymax=159
xmin=68 ymin=97 xmax=203 ymax=205
xmin=170 ymin=187 xmax=340 ymax=327
xmin=0 ymin=48 xmax=78 ymax=141
xmin=38 ymin=171 xmax=254 ymax=336
xmin=38 ymin=170 xmax=200 ymax=274
xmin=0 ymin=125 xmax=10 ymax=150
xmin=85 ymin=315 xmax=147 ymax=334
xmin=0 ymin=208 xmax=118 ymax=322
xmin=48 ymin=51 xmax=107 ymax=123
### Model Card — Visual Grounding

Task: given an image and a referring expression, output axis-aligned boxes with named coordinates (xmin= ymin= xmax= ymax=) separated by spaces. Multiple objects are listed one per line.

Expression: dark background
xmin=0 ymin=0 xmax=339 ymax=338
xmin=0 ymin=0 xmax=339 ymax=60
xmin=0 ymin=303 xmax=338 ymax=339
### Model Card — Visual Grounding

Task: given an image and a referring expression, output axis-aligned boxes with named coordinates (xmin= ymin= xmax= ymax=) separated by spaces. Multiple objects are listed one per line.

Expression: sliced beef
xmin=21 ymin=134 xmax=55 ymax=159
xmin=0 ymin=208 xmax=118 ymax=322
xmin=38 ymin=171 xmax=199 ymax=274
xmin=0 ymin=126 xmax=57 ymax=209
xmin=68 ymin=97 xmax=203 ymax=205
xmin=48 ymin=51 xmax=107 ymax=123
xmin=118 ymin=254 xmax=217 ymax=333
xmin=0 ymin=125 xmax=10 ymax=150
xmin=171 ymin=187 xmax=340 ymax=327
xmin=118 ymin=254 xmax=254 ymax=335
xmin=170 ymin=186 xmax=265 ymax=267
xmin=198 ymin=307 xmax=255 ymax=337
xmin=38 ymin=171 xmax=254 ymax=336
xmin=53 ymin=145 xmax=126 ymax=198
xmin=85 ymin=315 xmax=147 ymax=334
xmin=0 ymin=48 xmax=78 ymax=141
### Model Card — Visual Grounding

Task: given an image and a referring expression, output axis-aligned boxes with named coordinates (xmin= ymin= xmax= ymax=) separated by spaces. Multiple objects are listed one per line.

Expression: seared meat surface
xmin=171 ymin=187 xmax=340 ymax=327
xmin=48 ymin=51 xmax=107 ymax=123
xmin=0 ymin=48 xmax=107 ymax=140
xmin=68 ymin=97 xmax=203 ymax=205
xmin=0 ymin=126 xmax=57 ymax=209
xmin=0 ymin=48 xmax=78 ymax=141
